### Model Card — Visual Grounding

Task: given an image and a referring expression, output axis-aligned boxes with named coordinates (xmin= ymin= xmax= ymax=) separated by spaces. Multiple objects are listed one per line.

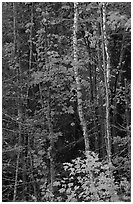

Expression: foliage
xmin=2 ymin=2 xmax=131 ymax=202
xmin=53 ymin=152 xmax=119 ymax=202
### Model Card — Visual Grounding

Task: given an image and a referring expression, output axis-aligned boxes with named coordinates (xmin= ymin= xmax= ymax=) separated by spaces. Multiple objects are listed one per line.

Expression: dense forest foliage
xmin=2 ymin=2 xmax=131 ymax=202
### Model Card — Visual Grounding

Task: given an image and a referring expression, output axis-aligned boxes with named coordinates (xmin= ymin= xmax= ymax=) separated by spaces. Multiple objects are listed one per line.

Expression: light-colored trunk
xmin=13 ymin=3 xmax=22 ymax=201
xmin=28 ymin=3 xmax=38 ymax=201
xmin=29 ymin=2 xmax=33 ymax=72
xmin=73 ymin=2 xmax=89 ymax=153
xmin=13 ymin=108 xmax=22 ymax=202
xmin=73 ymin=3 xmax=99 ymax=201
xmin=100 ymin=5 xmax=120 ymax=201
xmin=101 ymin=3 xmax=112 ymax=165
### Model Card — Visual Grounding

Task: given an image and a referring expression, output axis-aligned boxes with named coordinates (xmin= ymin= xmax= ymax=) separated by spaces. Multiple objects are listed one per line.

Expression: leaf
xmin=67 ymin=106 xmax=74 ymax=114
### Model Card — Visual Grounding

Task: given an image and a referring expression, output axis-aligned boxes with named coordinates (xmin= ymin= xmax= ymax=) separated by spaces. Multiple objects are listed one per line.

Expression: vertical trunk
xmin=13 ymin=3 xmax=27 ymax=201
xmin=28 ymin=3 xmax=38 ymax=201
xmin=29 ymin=2 xmax=34 ymax=73
xmin=44 ymin=13 xmax=55 ymax=199
xmin=39 ymin=84 xmax=54 ymax=201
xmin=13 ymin=108 xmax=22 ymax=202
xmin=38 ymin=13 xmax=54 ymax=199
xmin=124 ymin=79 xmax=131 ymax=162
xmin=111 ymin=35 xmax=125 ymax=154
xmin=93 ymin=62 xmax=99 ymax=152
xmin=13 ymin=3 xmax=22 ymax=201
xmin=98 ymin=87 xmax=106 ymax=158
xmin=100 ymin=5 xmax=120 ymax=201
xmin=96 ymin=23 xmax=106 ymax=157
xmin=73 ymin=3 xmax=99 ymax=200
xmin=29 ymin=150 xmax=38 ymax=201
xmin=100 ymin=3 xmax=112 ymax=165
xmin=47 ymin=89 xmax=54 ymax=201
xmin=73 ymin=2 xmax=89 ymax=153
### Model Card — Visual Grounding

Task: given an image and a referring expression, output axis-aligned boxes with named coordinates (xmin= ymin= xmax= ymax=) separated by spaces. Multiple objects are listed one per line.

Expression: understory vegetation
xmin=2 ymin=2 xmax=131 ymax=202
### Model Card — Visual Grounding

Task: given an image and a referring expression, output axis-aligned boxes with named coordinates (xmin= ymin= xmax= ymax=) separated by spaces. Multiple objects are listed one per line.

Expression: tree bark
xmin=100 ymin=3 xmax=112 ymax=165
xmin=73 ymin=2 xmax=89 ymax=153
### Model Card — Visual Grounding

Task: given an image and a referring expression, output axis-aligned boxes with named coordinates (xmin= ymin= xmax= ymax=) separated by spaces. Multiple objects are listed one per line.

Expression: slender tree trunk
xmin=93 ymin=61 xmax=99 ymax=152
xmin=111 ymin=35 xmax=125 ymax=154
xmin=100 ymin=3 xmax=112 ymax=165
xmin=124 ymin=79 xmax=131 ymax=162
xmin=73 ymin=2 xmax=89 ymax=153
xmin=73 ymin=3 xmax=99 ymax=201
xmin=100 ymin=5 xmax=120 ymax=201
xmin=29 ymin=149 xmax=38 ymax=201
xmin=98 ymin=87 xmax=106 ymax=158
xmin=28 ymin=3 xmax=38 ymax=201
xmin=44 ymin=13 xmax=55 ymax=199
xmin=37 ymin=13 xmax=55 ymax=200
xmin=29 ymin=2 xmax=33 ymax=74
xmin=13 ymin=3 xmax=27 ymax=201
xmin=13 ymin=3 xmax=21 ymax=201
xmin=47 ymin=89 xmax=54 ymax=201
xmin=96 ymin=23 xmax=106 ymax=157
xmin=13 ymin=108 xmax=22 ymax=202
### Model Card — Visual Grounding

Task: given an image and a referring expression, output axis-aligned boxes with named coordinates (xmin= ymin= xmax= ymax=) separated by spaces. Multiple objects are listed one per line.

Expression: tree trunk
xmin=73 ymin=3 xmax=99 ymax=200
xmin=124 ymin=79 xmax=131 ymax=165
xmin=28 ymin=3 xmax=38 ymax=201
xmin=100 ymin=5 xmax=120 ymax=201
xmin=29 ymin=2 xmax=34 ymax=73
xmin=100 ymin=3 xmax=112 ymax=166
xmin=47 ymin=89 xmax=54 ymax=201
xmin=13 ymin=3 xmax=22 ymax=201
xmin=73 ymin=2 xmax=89 ymax=153
xmin=37 ymin=12 xmax=55 ymax=199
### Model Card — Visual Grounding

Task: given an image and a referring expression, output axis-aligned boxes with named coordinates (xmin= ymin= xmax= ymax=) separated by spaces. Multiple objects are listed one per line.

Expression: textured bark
xmin=73 ymin=2 xmax=89 ymax=153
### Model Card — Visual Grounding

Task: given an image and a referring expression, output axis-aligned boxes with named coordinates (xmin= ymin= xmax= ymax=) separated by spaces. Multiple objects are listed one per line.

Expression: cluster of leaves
xmin=51 ymin=152 xmax=120 ymax=202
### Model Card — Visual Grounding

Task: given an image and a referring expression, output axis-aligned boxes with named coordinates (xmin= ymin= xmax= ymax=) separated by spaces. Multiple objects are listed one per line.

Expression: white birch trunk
xmin=101 ymin=3 xmax=112 ymax=165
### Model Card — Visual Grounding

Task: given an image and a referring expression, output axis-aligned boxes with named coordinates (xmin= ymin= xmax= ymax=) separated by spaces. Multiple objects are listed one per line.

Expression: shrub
xmin=53 ymin=151 xmax=120 ymax=202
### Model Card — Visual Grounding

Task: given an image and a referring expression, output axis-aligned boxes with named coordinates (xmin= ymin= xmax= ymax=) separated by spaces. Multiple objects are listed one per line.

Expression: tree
xmin=73 ymin=2 xmax=89 ymax=153
xmin=2 ymin=2 xmax=131 ymax=202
